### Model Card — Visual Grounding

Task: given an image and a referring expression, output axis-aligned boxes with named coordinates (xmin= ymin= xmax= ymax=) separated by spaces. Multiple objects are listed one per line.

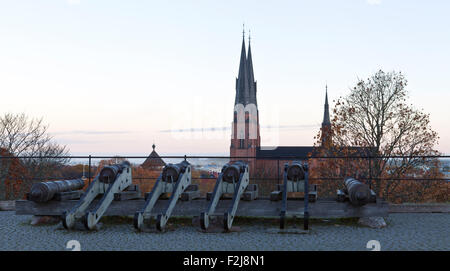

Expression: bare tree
xmin=314 ymin=70 xmax=442 ymax=200
xmin=0 ymin=113 xmax=70 ymax=200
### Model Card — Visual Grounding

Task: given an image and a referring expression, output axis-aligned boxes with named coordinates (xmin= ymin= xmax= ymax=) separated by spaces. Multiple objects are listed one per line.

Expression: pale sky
xmin=0 ymin=0 xmax=449 ymax=156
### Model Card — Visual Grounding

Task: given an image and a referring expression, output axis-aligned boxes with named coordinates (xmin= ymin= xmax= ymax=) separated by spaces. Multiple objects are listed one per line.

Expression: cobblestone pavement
xmin=0 ymin=212 xmax=448 ymax=251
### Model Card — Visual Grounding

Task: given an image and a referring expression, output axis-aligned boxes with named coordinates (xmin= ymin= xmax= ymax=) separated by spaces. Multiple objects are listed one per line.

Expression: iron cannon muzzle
xmin=99 ymin=161 xmax=131 ymax=183
xmin=221 ymin=161 xmax=247 ymax=183
xmin=344 ymin=177 xmax=371 ymax=206
xmin=286 ymin=161 xmax=307 ymax=181
xmin=162 ymin=160 xmax=190 ymax=182
xmin=29 ymin=179 xmax=85 ymax=203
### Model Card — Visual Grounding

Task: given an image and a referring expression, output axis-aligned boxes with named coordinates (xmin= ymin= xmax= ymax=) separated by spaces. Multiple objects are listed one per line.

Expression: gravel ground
xmin=0 ymin=212 xmax=448 ymax=251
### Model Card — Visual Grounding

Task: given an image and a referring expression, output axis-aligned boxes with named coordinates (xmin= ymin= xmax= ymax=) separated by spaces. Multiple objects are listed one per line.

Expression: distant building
xmin=141 ymin=144 xmax=166 ymax=170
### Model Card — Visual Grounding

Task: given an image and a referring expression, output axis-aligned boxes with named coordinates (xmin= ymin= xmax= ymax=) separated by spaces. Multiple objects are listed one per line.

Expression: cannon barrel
xmin=344 ymin=177 xmax=371 ymax=206
xmin=162 ymin=160 xmax=190 ymax=182
xmin=286 ymin=161 xmax=308 ymax=181
xmin=99 ymin=161 xmax=131 ymax=183
xmin=221 ymin=161 xmax=247 ymax=183
xmin=29 ymin=179 xmax=85 ymax=203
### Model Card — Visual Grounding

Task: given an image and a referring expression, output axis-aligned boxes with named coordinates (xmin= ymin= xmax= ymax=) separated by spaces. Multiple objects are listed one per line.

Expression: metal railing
xmin=0 ymin=154 xmax=449 ymax=202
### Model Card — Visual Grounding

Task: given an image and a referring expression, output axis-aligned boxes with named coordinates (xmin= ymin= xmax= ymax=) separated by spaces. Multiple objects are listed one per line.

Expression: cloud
xmin=67 ymin=0 xmax=81 ymax=5
xmin=160 ymin=127 xmax=228 ymax=133
xmin=56 ymin=139 xmax=101 ymax=145
xmin=50 ymin=130 xmax=133 ymax=136
xmin=160 ymin=124 xmax=319 ymax=133
xmin=367 ymin=0 xmax=382 ymax=5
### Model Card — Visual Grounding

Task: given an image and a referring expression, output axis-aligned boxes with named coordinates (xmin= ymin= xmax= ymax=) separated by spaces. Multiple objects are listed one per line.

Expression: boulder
xmin=358 ymin=217 xmax=387 ymax=229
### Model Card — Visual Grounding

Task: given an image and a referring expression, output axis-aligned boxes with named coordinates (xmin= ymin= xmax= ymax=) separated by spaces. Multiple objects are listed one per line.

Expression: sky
xmin=0 ymin=0 xmax=449 ymax=156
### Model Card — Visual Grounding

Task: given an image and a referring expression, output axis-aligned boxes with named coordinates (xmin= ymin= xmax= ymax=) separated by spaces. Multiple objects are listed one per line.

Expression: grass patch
xmin=98 ymin=215 xmax=360 ymax=227
xmin=24 ymin=216 xmax=61 ymax=227
xmin=20 ymin=215 xmax=361 ymax=228
xmin=398 ymin=202 xmax=450 ymax=205
xmin=99 ymin=215 xmax=134 ymax=225
xmin=233 ymin=216 xmax=360 ymax=227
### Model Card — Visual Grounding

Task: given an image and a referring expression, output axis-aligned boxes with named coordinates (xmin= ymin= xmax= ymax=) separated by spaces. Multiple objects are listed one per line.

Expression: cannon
xmin=134 ymin=160 xmax=194 ymax=231
xmin=222 ymin=161 xmax=245 ymax=182
xmin=270 ymin=162 xmax=317 ymax=203
xmin=270 ymin=161 xmax=313 ymax=230
xmin=337 ymin=177 xmax=376 ymax=206
xmin=161 ymin=162 xmax=186 ymax=183
xmin=62 ymin=161 xmax=133 ymax=230
xmin=98 ymin=163 xmax=129 ymax=183
xmin=29 ymin=179 xmax=85 ymax=203
xmin=286 ymin=162 xmax=306 ymax=181
xmin=200 ymin=161 xmax=257 ymax=231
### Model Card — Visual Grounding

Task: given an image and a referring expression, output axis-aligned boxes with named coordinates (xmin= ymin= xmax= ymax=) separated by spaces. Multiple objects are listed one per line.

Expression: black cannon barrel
xmin=344 ymin=177 xmax=371 ymax=206
xmin=162 ymin=160 xmax=190 ymax=182
xmin=222 ymin=161 xmax=247 ymax=183
xmin=29 ymin=179 xmax=85 ymax=203
xmin=286 ymin=161 xmax=307 ymax=181
xmin=99 ymin=161 xmax=131 ymax=183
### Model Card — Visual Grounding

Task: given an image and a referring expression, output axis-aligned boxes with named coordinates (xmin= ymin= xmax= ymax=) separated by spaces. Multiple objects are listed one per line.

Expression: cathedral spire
xmin=247 ymin=31 xmax=254 ymax=81
xmin=247 ymin=31 xmax=257 ymax=105
xmin=322 ymin=85 xmax=330 ymax=126
xmin=321 ymin=85 xmax=332 ymax=146
xmin=235 ymin=31 xmax=249 ymax=105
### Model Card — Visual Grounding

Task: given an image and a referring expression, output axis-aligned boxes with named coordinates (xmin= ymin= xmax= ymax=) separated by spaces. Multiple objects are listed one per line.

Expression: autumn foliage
xmin=0 ymin=148 xmax=28 ymax=200
xmin=310 ymin=70 xmax=448 ymax=203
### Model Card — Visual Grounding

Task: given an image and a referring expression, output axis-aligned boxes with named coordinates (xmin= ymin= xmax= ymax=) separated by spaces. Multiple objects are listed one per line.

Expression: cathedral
xmin=230 ymin=34 xmax=332 ymax=184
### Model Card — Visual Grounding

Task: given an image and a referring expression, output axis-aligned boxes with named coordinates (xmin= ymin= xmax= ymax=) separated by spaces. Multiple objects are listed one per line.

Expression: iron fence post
xmin=304 ymin=168 xmax=309 ymax=230
xmin=277 ymin=159 xmax=280 ymax=184
xmin=88 ymin=155 xmax=91 ymax=184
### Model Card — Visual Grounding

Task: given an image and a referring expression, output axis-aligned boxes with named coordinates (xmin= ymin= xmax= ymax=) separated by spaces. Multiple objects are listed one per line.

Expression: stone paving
xmin=0 ymin=212 xmax=448 ymax=251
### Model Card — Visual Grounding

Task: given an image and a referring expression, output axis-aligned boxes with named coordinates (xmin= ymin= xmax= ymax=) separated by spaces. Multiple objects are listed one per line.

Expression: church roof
xmin=256 ymin=146 xmax=314 ymax=159
xmin=256 ymin=146 xmax=377 ymax=159
xmin=141 ymin=144 xmax=166 ymax=168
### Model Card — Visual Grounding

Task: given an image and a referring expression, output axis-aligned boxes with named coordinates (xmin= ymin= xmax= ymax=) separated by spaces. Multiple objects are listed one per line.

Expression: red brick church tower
xmin=229 ymin=32 xmax=334 ymax=185
xmin=230 ymin=32 xmax=260 ymax=174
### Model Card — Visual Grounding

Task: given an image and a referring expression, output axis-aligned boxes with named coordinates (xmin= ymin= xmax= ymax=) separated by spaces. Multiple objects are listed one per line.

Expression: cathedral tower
xmin=230 ymin=33 xmax=260 ymax=172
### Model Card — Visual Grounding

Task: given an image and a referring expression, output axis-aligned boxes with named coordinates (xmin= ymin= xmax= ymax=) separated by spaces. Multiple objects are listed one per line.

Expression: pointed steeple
xmin=247 ymin=31 xmax=257 ymax=105
xmin=322 ymin=85 xmax=330 ymax=126
xmin=321 ymin=85 xmax=332 ymax=146
xmin=247 ymin=31 xmax=254 ymax=84
xmin=235 ymin=32 xmax=249 ymax=105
